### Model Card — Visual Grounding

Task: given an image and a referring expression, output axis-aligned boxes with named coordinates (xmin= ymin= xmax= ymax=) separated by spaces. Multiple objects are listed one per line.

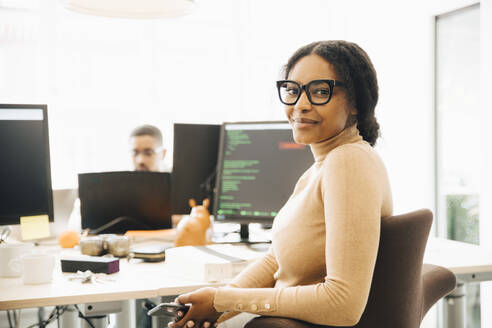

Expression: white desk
xmin=1 ymin=238 xmax=491 ymax=328
xmin=0 ymin=243 xmax=225 ymax=328
xmin=425 ymin=238 xmax=492 ymax=282
xmin=0 ymin=260 xmax=221 ymax=311
xmin=424 ymin=238 xmax=492 ymax=328
xmin=0 ymin=246 xmax=222 ymax=311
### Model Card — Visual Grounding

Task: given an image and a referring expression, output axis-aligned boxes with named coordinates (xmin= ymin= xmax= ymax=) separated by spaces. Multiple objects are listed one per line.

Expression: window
xmin=435 ymin=3 xmax=480 ymax=327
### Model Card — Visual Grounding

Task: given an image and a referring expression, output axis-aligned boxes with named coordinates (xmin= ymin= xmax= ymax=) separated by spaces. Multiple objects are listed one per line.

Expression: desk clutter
xmin=0 ymin=195 xmax=268 ymax=294
xmin=165 ymin=244 xmax=262 ymax=282
xmin=67 ymin=270 xmax=116 ymax=284
xmin=0 ymin=226 xmax=11 ymax=244
xmin=0 ymin=241 xmax=33 ymax=277
xmin=79 ymin=234 xmax=130 ymax=257
xmin=61 ymin=256 xmax=120 ymax=274
xmin=174 ymin=198 xmax=213 ymax=247
xmin=128 ymin=244 xmax=169 ymax=262
xmin=0 ymin=241 xmax=55 ymax=284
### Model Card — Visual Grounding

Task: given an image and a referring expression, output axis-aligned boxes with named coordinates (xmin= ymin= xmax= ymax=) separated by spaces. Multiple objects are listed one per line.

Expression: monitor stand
xmin=213 ymin=223 xmax=271 ymax=245
xmin=239 ymin=224 xmax=249 ymax=241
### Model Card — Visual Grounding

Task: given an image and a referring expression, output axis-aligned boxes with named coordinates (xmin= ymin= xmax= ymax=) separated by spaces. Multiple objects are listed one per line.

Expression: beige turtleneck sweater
xmin=213 ymin=125 xmax=393 ymax=326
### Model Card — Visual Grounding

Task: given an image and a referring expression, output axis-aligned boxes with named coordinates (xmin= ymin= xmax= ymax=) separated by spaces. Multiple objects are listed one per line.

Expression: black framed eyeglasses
xmin=276 ymin=79 xmax=344 ymax=105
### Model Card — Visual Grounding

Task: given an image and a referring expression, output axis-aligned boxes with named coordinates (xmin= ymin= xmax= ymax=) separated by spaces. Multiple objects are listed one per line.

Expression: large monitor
xmin=0 ymin=104 xmax=54 ymax=225
xmin=171 ymin=123 xmax=220 ymax=215
xmin=78 ymin=171 xmax=172 ymax=234
xmin=213 ymin=121 xmax=313 ymax=241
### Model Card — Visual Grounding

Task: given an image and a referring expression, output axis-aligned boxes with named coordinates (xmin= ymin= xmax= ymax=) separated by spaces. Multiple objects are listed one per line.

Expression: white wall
xmin=327 ymin=1 xmax=437 ymax=215
xmin=0 ymin=0 xmax=441 ymax=214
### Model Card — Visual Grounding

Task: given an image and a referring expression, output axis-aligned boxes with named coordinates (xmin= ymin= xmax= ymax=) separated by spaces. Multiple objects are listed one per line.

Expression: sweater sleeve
xmin=213 ymin=146 xmax=383 ymax=326
xmin=228 ymin=246 xmax=278 ymax=288
xmin=215 ymin=247 xmax=279 ymax=323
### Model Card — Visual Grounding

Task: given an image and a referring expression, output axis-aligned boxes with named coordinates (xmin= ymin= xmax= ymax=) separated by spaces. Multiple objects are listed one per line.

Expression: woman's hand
xmin=169 ymin=287 xmax=222 ymax=328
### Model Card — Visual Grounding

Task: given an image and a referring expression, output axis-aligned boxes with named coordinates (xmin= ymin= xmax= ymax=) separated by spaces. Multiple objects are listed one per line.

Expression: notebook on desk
xmin=78 ymin=171 xmax=172 ymax=234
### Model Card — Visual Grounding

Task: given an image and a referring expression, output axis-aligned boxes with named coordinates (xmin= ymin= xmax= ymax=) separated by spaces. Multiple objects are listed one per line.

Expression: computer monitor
xmin=78 ymin=171 xmax=172 ymax=234
xmin=213 ymin=121 xmax=313 ymax=242
xmin=0 ymin=104 xmax=54 ymax=225
xmin=171 ymin=123 xmax=220 ymax=215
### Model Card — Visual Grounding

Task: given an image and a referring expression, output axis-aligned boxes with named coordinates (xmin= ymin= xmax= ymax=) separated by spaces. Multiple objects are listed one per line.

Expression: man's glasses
xmin=276 ymin=79 xmax=344 ymax=106
xmin=132 ymin=148 xmax=160 ymax=157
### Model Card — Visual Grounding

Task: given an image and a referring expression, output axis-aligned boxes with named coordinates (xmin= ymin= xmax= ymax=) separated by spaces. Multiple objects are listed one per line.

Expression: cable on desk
xmin=89 ymin=216 xmax=151 ymax=235
xmin=10 ymin=309 xmax=19 ymax=328
xmin=25 ymin=306 xmax=67 ymax=328
xmin=74 ymin=304 xmax=96 ymax=328
xmin=143 ymin=299 xmax=157 ymax=311
xmin=9 ymin=309 xmax=20 ymax=328
xmin=7 ymin=310 xmax=14 ymax=328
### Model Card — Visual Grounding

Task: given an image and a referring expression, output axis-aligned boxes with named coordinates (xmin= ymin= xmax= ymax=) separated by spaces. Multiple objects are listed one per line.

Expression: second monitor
xmin=171 ymin=123 xmax=220 ymax=215
xmin=214 ymin=121 xmax=313 ymax=241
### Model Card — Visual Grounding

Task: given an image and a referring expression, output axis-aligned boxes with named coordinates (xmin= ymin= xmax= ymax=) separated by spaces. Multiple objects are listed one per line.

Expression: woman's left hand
xmin=169 ymin=287 xmax=222 ymax=328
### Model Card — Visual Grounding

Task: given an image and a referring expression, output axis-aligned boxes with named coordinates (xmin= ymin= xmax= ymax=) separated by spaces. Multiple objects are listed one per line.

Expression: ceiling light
xmin=63 ymin=0 xmax=195 ymax=19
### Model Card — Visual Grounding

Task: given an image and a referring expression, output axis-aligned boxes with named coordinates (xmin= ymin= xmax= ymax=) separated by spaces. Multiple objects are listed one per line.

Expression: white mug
xmin=0 ymin=243 xmax=34 ymax=277
xmin=9 ymin=253 xmax=55 ymax=284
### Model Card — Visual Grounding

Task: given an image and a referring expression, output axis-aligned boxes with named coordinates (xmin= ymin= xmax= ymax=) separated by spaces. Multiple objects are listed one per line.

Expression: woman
xmin=171 ymin=40 xmax=393 ymax=328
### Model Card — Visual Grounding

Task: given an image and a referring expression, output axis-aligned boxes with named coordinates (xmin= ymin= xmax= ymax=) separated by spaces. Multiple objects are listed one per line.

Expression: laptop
xmin=78 ymin=171 xmax=171 ymax=234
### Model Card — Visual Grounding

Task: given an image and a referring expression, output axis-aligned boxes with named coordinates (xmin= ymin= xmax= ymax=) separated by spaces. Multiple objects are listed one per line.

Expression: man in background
xmin=130 ymin=124 xmax=167 ymax=172
xmin=130 ymin=125 xmax=171 ymax=328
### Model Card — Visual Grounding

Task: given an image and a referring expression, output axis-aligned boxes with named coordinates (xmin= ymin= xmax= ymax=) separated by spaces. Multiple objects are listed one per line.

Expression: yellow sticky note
xmin=20 ymin=215 xmax=50 ymax=240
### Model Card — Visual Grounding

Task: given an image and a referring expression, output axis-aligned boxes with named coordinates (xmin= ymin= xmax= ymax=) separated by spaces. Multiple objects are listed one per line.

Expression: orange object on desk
xmin=174 ymin=198 xmax=212 ymax=247
xmin=58 ymin=230 xmax=81 ymax=248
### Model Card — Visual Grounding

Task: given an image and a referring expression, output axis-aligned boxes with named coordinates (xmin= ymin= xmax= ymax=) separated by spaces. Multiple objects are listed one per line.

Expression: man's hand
xmin=170 ymin=287 xmax=222 ymax=328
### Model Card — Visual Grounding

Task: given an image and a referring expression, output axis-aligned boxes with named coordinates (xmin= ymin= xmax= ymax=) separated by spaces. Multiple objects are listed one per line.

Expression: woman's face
xmin=284 ymin=54 xmax=354 ymax=145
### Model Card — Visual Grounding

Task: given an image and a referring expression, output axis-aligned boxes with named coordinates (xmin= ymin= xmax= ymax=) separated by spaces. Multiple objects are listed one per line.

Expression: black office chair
xmin=244 ymin=209 xmax=457 ymax=328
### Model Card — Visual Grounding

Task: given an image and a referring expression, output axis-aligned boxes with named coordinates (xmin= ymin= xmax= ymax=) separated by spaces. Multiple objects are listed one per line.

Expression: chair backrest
xmin=354 ymin=209 xmax=433 ymax=328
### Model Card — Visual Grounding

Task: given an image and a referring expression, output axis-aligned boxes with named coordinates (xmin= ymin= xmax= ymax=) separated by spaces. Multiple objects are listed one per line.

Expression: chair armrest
xmin=244 ymin=316 xmax=343 ymax=328
xmin=421 ymin=263 xmax=457 ymax=317
xmin=244 ymin=316 xmax=320 ymax=328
